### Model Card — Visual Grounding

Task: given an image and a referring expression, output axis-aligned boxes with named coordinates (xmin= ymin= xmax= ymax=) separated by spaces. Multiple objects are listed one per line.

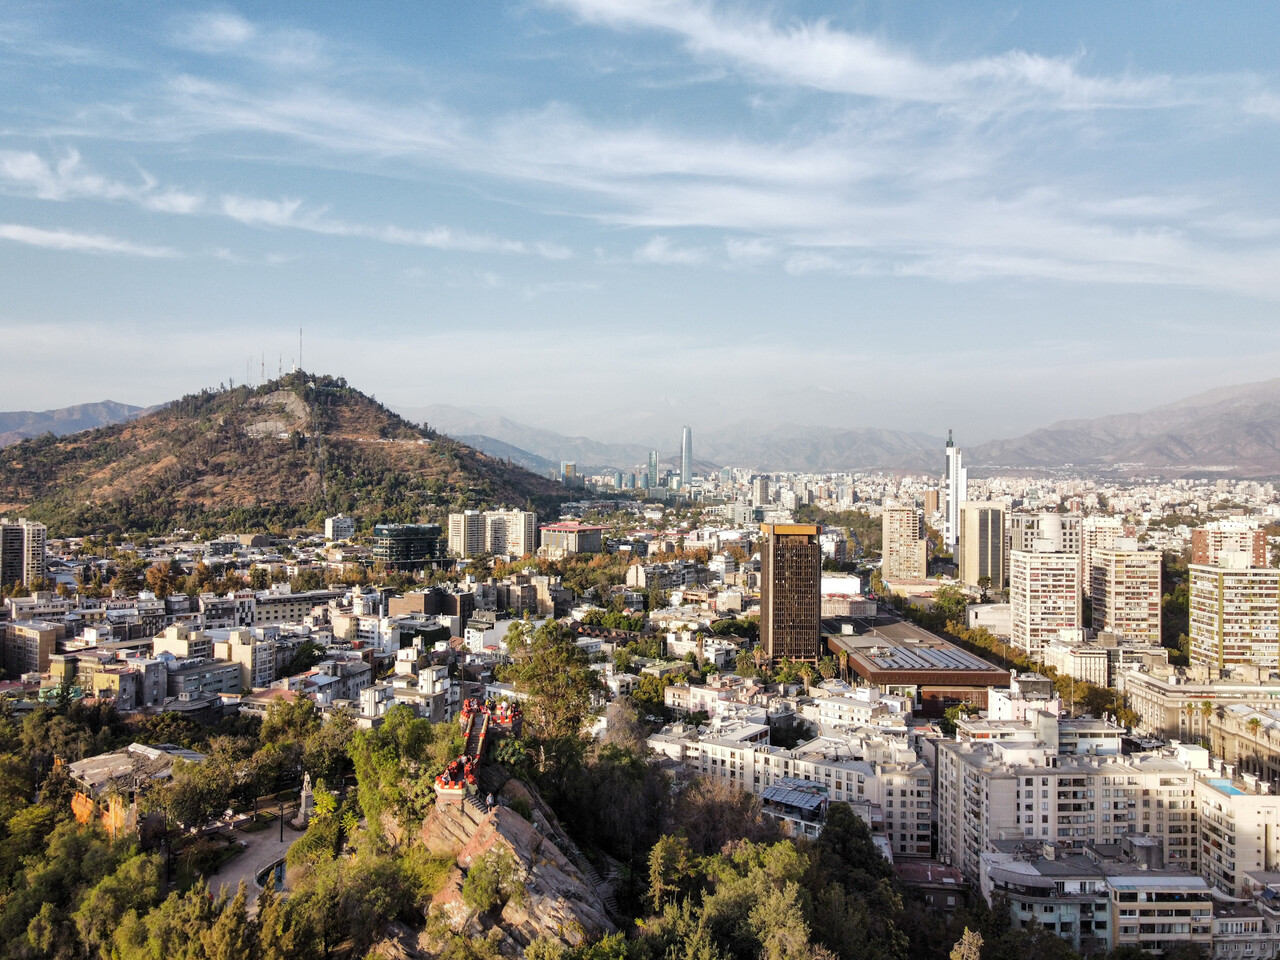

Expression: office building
xmin=0 ymin=517 xmax=46 ymax=589
xmin=958 ymin=502 xmax=1005 ymax=589
xmin=1192 ymin=522 xmax=1267 ymax=568
xmin=680 ymin=426 xmax=693 ymax=490
xmin=1189 ymin=560 xmax=1280 ymax=672
xmin=1010 ymin=548 xmax=1081 ymax=661
xmin=647 ymin=451 xmax=659 ymax=489
xmin=447 ymin=510 xmax=485 ymax=558
xmin=323 ymin=514 xmax=355 ymax=541
xmin=752 ymin=476 xmax=771 ymax=506
xmin=373 ymin=523 xmax=444 ymax=570
xmin=1091 ymin=549 xmax=1161 ymax=644
xmin=759 ymin=523 xmax=822 ymax=663
xmin=943 ymin=431 xmax=967 ymax=554
xmin=881 ymin=505 xmax=927 ymax=581
xmin=1082 ymin=515 xmax=1127 ymax=597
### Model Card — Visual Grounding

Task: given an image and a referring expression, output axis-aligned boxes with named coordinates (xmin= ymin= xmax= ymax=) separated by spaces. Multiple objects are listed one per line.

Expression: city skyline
xmin=3 ymin=4 xmax=1280 ymax=440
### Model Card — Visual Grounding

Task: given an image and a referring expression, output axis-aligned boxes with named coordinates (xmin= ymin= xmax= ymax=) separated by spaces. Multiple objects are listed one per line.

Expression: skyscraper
xmin=943 ymin=430 xmax=967 ymax=555
xmin=680 ymin=426 xmax=693 ymax=489
xmin=647 ymin=450 xmax=659 ymax=489
xmin=759 ymin=523 xmax=822 ymax=663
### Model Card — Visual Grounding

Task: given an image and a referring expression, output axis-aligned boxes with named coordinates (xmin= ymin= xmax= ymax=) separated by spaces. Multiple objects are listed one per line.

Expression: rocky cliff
xmin=416 ymin=781 xmax=616 ymax=955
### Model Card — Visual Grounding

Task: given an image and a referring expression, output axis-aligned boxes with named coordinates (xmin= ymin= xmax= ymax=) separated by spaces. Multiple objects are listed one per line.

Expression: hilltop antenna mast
xmin=299 ymin=326 xmax=303 ymax=373
xmin=261 ymin=352 xmax=265 ymax=385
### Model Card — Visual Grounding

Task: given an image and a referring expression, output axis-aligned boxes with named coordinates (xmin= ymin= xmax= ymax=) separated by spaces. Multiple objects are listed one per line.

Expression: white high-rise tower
xmin=943 ymin=429 xmax=967 ymax=554
xmin=680 ymin=426 xmax=693 ymax=489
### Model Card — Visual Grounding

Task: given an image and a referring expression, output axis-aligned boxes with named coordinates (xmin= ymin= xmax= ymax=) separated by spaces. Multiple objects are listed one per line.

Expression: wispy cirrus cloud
xmin=0 ymin=223 xmax=178 ymax=257
xmin=0 ymin=148 xmax=574 ymax=259
xmin=545 ymin=0 xmax=1175 ymax=108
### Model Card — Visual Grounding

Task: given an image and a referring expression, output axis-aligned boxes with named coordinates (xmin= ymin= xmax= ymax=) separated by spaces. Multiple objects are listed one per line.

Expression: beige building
xmin=958 ymin=502 xmax=1005 ymax=590
xmin=1091 ymin=549 xmax=1162 ymax=644
xmin=2 ymin=618 xmax=61 ymax=678
xmin=1189 ymin=561 xmax=1280 ymax=672
xmin=153 ymin=623 xmax=213 ymax=660
xmin=484 ymin=509 xmax=537 ymax=558
xmin=881 ymin=504 xmax=927 ymax=581
xmin=447 ymin=510 xmax=485 ymax=558
xmin=1119 ymin=665 xmax=1280 ymax=742
xmin=1082 ymin=515 xmax=1127 ymax=597
xmin=1010 ymin=548 xmax=1081 ymax=661
xmin=212 ymin=628 xmax=276 ymax=692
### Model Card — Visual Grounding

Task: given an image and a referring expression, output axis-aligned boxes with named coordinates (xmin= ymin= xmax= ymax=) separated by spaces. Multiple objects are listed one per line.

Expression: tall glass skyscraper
xmin=680 ymin=425 xmax=692 ymax=489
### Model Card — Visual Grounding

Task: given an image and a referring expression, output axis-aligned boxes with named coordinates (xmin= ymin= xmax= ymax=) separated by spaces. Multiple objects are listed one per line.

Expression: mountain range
xmin=414 ymin=379 xmax=1280 ymax=477
xmin=0 ymin=401 xmax=155 ymax=448
xmin=9 ymin=377 xmax=1280 ymax=486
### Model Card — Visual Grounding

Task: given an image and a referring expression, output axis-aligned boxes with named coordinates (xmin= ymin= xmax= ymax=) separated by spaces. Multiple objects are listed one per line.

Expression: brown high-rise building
xmin=1191 ymin=524 xmax=1267 ymax=568
xmin=759 ymin=523 xmax=822 ymax=663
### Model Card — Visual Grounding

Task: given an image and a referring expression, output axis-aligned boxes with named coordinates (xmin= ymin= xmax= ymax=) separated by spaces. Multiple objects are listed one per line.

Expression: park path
xmin=209 ymin=819 xmax=302 ymax=908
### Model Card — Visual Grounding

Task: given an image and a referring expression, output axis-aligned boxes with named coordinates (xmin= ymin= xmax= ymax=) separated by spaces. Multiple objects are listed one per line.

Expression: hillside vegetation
xmin=0 ymin=372 xmax=565 ymax=537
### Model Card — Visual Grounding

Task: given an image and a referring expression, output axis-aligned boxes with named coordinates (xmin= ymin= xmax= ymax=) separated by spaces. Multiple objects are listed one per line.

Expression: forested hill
xmin=0 ymin=372 xmax=565 ymax=537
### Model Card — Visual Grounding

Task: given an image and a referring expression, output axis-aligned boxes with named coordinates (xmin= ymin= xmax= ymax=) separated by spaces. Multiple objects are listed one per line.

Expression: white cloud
xmin=0 ymin=223 xmax=178 ymax=257
xmin=634 ymin=235 xmax=707 ymax=264
xmin=170 ymin=11 xmax=325 ymax=69
xmin=220 ymin=194 xmax=305 ymax=226
xmin=547 ymin=0 xmax=1172 ymax=107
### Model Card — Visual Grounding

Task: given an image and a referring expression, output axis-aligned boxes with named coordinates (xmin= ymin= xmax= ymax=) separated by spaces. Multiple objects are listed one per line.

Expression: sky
xmin=2 ymin=1 xmax=1280 ymax=446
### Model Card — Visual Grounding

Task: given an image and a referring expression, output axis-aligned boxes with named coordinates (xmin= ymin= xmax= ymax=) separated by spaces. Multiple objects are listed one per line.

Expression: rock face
xmin=421 ymin=786 xmax=616 ymax=954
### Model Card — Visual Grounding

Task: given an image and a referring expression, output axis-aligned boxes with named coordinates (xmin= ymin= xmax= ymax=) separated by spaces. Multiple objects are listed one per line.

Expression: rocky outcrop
xmin=421 ymin=788 xmax=616 ymax=955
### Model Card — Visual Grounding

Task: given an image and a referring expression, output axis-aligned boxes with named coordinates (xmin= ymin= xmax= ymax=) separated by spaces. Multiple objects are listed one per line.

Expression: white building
xmin=324 ymin=514 xmax=355 ymax=541
xmin=1010 ymin=548 xmax=1082 ymax=662
xmin=1189 ymin=560 xmax=1280 ymax=673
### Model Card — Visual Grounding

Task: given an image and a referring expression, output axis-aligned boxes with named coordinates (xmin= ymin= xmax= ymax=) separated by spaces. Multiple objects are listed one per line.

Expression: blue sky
xmin=2 ymin=1 xmax=1280 ymax=445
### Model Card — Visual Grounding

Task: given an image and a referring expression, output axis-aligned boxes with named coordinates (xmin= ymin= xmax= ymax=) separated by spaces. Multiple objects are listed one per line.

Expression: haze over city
xmin=3 ymin=2 xmax=1280 ymax=442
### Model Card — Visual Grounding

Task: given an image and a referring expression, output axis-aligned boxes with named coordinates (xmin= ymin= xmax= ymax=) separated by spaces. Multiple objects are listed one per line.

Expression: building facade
xmin=1189 ymin=562 xmax=1280 ymax=672
xmin=1010 ymin=549 xmax=1081 ymax=661
xmin=1091 ymin=549 xmax=1162 ymax=644
xmin=760 ymin=523 xmax=822 ymax=663
xmin=958 ymin=502 xmax=1006 ymax=590
xmin=882 ymin=505 xmax=927 ymax=581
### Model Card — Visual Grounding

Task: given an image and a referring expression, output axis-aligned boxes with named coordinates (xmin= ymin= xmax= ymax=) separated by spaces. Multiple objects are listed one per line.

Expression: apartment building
xmin=1193 ymin=522 xmax=1267 ymax=568
xmin=447 ymin=510 xmax=485 ymax=558
xmin=1082 ymin=515 xmax=1128 ymax=598
xmin=1010 ymin=548 xmax=1081 ymax=661
xmin=1091 ymin=549 xmax=1162 ymax=644
xmin=1196 ymin=769 xmax=1280 ymax=898
xmin=0 ymin=518 xmax=46 ymax=589
xmin=484 ymin=509 xmax=537 ymax=558
xmin=937 ymin=737 xmax=1204 ymax=881
xmin=680 ymin=731 xmax=933 ymax=858
xmin=1189 ymin=560 xmax=1280 ymax=672
xmin=881 ymin=505 xmax=927 ymax=581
